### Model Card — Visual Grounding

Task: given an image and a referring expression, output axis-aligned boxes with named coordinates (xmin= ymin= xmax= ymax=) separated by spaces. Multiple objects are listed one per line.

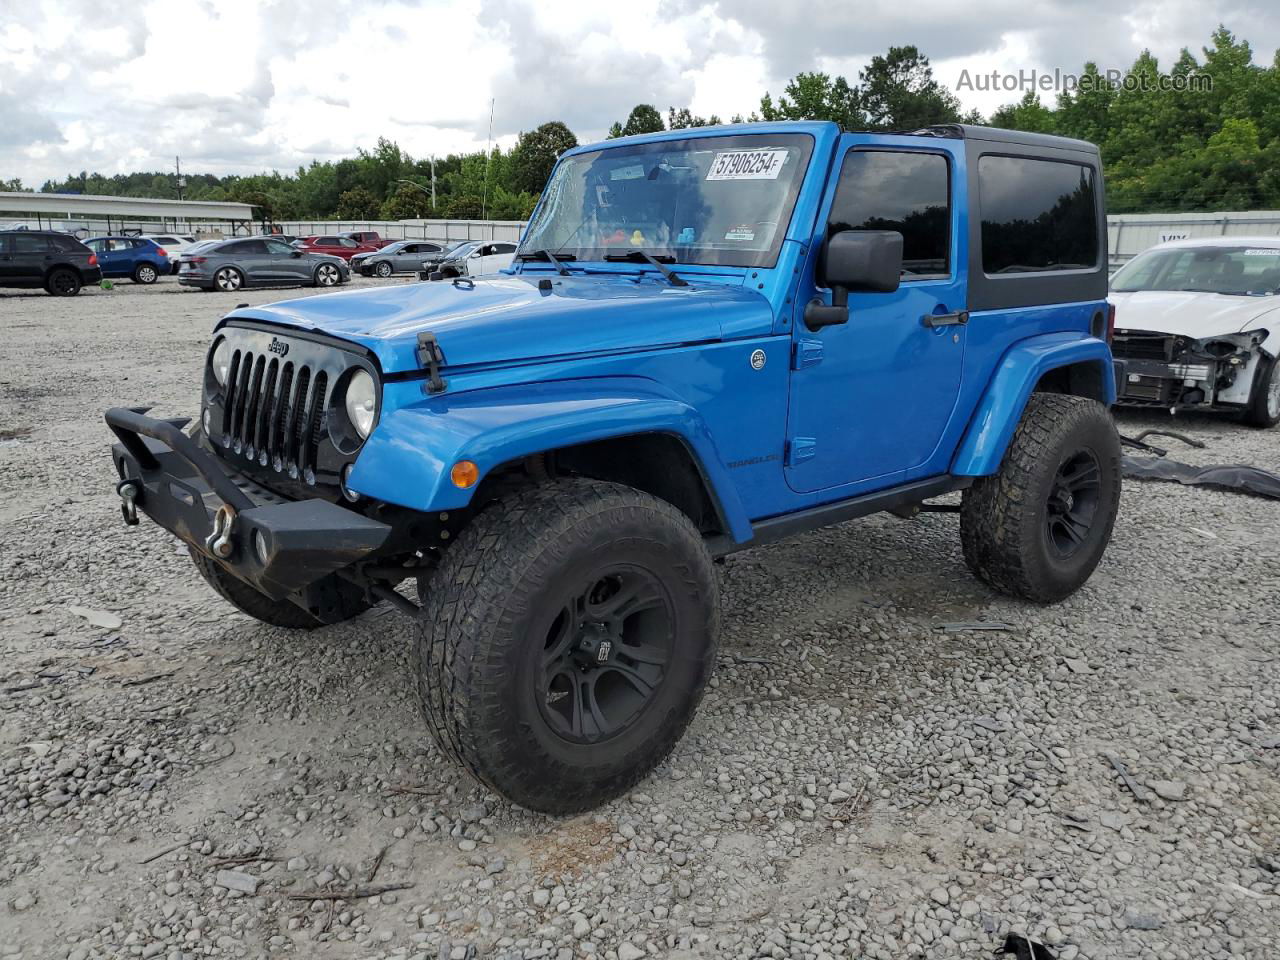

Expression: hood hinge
xmin=792 ymin=338 xmax=824 ymax=370
xmin=786 ymin=437 xmax=817 ymax=466
xmin=416 ymin=332 xmax=448 ymax=395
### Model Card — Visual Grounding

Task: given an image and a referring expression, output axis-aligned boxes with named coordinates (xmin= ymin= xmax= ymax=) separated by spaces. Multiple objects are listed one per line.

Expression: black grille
xmin=222 ymin=348 xmax=329 ymax=479
xmin=1112 ymin=334 xmax=1174 ymax=362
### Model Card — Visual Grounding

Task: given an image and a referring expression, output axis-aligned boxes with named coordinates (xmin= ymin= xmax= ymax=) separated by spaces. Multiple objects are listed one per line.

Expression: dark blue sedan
xmin=83 ymin=236 xmax=172 ymax=284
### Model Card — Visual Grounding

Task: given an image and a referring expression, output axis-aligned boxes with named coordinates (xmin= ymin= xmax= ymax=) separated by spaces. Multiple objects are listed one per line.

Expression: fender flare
xmin=951 ymin=332 xmax=1116 ymax=477
xmin=347 ymin=376 xmax=753 ymax=542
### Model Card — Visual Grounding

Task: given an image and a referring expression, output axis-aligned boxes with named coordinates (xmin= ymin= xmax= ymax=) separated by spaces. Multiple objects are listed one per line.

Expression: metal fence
xmin=275 ymin=219 xmax=528 ymax=243
xmin=1109 ymin=211 xmax=1280 ymax=266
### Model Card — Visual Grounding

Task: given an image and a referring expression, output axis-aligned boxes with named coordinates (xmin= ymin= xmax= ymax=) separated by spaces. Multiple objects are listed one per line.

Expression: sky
xmin=2 ymin=0 xmax=1279 ymax=188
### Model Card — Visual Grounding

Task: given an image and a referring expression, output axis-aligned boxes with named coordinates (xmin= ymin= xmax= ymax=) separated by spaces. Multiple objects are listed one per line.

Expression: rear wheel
xmin=133 ymin=262 xmax=159 ymax=284
xmin=314 ymin=263 xmax=341 ymax=286
xmin=46 ymin=268 xmax=82 ymax=296
xmin=213 ymin=266 xmax=243 ymax=292
xmin=374 ymin=260 xmax=393 ymax=278
xmin=1242 ymin=355 xmax=1280 ymax=428
xmin=413 ymin=479 xmax=720 ymax=813
xmin=960 ymin=393 xmax=1121 ymax=603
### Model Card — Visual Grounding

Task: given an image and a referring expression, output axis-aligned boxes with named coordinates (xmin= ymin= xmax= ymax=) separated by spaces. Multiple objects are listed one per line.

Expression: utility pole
xmin=481 ymin=98 xmax=494 ymax=220
xmin=175 ymin=156 xmax=186 ymax=202
xmin=430 ymin=155 xmax=437 ymax=211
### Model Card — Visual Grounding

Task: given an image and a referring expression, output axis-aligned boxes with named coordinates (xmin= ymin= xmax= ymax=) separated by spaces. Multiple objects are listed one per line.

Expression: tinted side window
xmin=979 ymin=156 xmax=1098 ymax=274
xmin=14 ymin=235 xmax=52 ymax=254
xmin=236 ymin=240 xmax=269 ymax=254
xmin=0 ymin=235 xmax=10 ymax=254
xmin=317 ymin=238 xmax=337 ymax=246
xmin=50 ymin=235 xmax=85 ymax=253
xmin=828 ymin=150 xmax=950 ymax=278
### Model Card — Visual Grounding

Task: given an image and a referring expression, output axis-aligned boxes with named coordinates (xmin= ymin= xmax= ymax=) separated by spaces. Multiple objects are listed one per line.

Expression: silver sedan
xmin=177 ymin=237 xmax=350 ymax=292
xmin=353 ymin=240 xmax=451 ymax=278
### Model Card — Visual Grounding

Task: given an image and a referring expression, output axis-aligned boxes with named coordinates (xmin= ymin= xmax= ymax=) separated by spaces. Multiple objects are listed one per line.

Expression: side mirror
xmin=804 ymin=230 xmax=903 ymax=331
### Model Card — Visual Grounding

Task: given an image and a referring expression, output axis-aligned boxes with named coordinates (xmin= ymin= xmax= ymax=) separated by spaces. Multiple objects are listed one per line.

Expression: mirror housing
xmin=804 ymin=230 xmax=904 ymax=331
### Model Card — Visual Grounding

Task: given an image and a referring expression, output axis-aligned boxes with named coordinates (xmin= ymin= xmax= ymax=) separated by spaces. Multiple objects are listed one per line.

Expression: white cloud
xmin=1 ymin=0 xmax=1279 ymax=187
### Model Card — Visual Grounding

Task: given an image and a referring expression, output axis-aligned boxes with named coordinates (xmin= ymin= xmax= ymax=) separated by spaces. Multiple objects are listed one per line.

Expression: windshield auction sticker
xmin=706 ymin=150 xmax=788 ymax=181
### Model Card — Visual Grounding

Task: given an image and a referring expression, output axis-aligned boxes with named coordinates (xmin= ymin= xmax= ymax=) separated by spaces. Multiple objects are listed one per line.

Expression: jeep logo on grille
xmin=268 ymin=337 xmax=290 ymax=357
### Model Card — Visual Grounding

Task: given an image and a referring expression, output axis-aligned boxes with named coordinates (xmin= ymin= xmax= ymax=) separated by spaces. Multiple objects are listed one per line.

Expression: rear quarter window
xmin=50 ymin=235 xmax=87 ymax=253
xmin=979 ymin=155 xmax=1099 ymax=274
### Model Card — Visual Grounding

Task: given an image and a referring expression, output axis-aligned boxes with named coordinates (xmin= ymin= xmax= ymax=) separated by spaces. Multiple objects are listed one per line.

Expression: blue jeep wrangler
xmin=106 ymin=122 xmax=1119 ymax=813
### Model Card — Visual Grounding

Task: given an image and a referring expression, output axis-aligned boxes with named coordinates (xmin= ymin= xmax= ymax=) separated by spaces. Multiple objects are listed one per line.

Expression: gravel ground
xmin=1 ymin=276 xmax=1278 ymax=960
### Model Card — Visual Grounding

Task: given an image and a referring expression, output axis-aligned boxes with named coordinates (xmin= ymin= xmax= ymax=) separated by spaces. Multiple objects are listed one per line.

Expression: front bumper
xmin=106 ymin=407 xmax=390 ymax=601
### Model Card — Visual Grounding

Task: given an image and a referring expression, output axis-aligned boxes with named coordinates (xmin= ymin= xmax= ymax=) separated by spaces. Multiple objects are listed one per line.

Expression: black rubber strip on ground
xmin=1122 ymin=456 xmax=1280 ymax=500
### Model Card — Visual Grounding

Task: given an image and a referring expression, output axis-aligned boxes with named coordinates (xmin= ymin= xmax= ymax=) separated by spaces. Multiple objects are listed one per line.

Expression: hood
xmin=224 ymin=272 xmax=772 ymax=374
xmin=1110 ymin=290 xmax=1280 ymax=340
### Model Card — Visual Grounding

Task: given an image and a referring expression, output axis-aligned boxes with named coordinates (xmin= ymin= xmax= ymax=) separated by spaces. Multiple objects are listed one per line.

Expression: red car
xmin=293 ymin=235 xmax=377 ymax=261
xmin=341 ymin=230 xmax=393 ymax=249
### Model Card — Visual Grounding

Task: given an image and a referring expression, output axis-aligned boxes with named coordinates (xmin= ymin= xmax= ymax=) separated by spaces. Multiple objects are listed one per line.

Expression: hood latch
xmin=416 ymin=332 xmax=448 ymax=395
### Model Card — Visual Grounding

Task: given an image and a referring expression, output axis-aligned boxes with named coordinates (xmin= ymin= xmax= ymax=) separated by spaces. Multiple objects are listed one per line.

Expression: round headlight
xmin=345 ymin=370 xmax=377 ymax=439
xmin=211 ymin=338 xmax=232 ymax=387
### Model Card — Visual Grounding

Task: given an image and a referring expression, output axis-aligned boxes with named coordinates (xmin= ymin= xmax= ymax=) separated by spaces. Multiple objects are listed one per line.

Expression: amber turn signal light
xmin=450 ymin=460 xmax=479 ymax=489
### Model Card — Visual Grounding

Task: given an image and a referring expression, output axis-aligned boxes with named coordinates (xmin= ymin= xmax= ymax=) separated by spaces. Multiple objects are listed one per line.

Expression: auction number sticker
xmin=706 ymin=150 xmax=788 ymax=181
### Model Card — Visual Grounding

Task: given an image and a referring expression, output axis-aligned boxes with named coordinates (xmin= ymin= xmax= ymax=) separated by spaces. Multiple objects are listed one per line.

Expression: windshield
xmin=446 ymin=241 xmax=480 ymax=260
xmin=1111 ymin=246 xmax=1280 ymax=296
xmin=519 ymin=133 xmax=814 ymax=268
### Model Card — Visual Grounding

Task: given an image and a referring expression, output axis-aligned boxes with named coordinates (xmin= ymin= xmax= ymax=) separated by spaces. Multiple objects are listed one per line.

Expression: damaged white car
xmin=1110 ymin=237 xmax=1280 ymax=427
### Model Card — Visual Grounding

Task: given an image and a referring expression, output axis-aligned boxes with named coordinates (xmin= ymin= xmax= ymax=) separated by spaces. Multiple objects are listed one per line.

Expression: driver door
xmin=784 ymin=135 xmax=967 ymax=495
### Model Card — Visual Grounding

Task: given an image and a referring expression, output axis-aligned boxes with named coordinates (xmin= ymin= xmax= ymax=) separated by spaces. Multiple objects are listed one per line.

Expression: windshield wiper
xmin=515 ymin=249 xmax=575 ymax=275
xmin=603 ymin=249 xmax=688 ymax=287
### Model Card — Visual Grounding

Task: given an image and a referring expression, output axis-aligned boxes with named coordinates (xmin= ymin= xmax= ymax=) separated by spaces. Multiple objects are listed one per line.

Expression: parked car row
xmin=3 ymin=223 xmax=519 ymax=297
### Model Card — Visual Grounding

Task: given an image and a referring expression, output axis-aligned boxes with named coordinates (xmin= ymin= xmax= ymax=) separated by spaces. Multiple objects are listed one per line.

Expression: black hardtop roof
xmin=890 ymin=123 xmax=1100 ymax=156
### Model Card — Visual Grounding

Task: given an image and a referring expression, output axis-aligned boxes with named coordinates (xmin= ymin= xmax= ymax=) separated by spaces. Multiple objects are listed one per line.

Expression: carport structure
xmin=0 ymin=191 xmax=258 ymax=237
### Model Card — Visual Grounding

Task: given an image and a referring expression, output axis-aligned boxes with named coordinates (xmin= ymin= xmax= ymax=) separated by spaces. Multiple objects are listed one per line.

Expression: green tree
xmin=380 ymin=182 xmax=431 ymax=220
xmin=759 ymin=72 xmax=862 ymax=127
xmin=336 ymin=187 xmax=380 ymax=220
xmin=510 ymin=121 xmax=578 ymax=193
xmin=989 ymin=91 xmax=1054 ymax=132
xmin=858 ymin=46 xmax=962 ymax=129
xmin=667 ymin=106 xmax=722 ymax=129
xmin=0 ymin=177 xmax=26 ymax=191
xmin=608 ymin=104 xmax=665 ymax=138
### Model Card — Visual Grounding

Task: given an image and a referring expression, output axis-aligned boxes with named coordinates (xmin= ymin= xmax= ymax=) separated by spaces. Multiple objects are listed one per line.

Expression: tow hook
xmin=116 ymin=479 xmax=141 ymax=526
xmin=205 ymin=504 xmax=237 ymax=559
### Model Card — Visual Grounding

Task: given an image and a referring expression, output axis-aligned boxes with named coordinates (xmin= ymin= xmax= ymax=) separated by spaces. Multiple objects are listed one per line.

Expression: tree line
xmin=9 ymin=25 xmax=1276 ymax=219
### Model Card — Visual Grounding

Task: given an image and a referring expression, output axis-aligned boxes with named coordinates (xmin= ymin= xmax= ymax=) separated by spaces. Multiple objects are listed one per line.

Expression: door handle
xmin=921 ymin=310 xmax=969 ymax=328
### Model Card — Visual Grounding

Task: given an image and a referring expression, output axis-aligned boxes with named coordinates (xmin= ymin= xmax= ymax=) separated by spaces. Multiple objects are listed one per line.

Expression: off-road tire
xmin=133 ymin=262 xmax=159 ymax=284
xmin=413 ymin=479 xmax=720 ymax=813
xmin=188 ymin=547 xmax=373 ymax=629
xmin=960 ymin=393 xmax=1121 ymax=603
xmin=1242 ymin=355 xmax=1280 ymax=428
xmin=188 ymin=548 xmax=324 ymax=628
xmin=46 ymin=268 xmax=81 ymax=296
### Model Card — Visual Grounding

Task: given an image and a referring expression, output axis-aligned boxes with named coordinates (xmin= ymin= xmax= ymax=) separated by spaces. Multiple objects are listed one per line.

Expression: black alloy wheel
xmin=539 ymin=567 xmax=673 ymax=744
xmin=1044 ymin=449 xmax=1102 ymax=557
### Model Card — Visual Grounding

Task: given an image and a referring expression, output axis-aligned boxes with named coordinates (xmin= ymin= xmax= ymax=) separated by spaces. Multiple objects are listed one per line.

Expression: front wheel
xmin=414 ymin=479 xmax=720 ymax=813
xmin=374 ymin=260 xmax=393 ymax=278
xmin=960 ymin=393 xmax=1121 ymax=603
xmin=314 ymin=263 xmax=341 ymax=286
xmin=1242 ymin=355 xmax=1280 ymax=428
xmin=133 ymin=262 xmax=159 ymax=284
